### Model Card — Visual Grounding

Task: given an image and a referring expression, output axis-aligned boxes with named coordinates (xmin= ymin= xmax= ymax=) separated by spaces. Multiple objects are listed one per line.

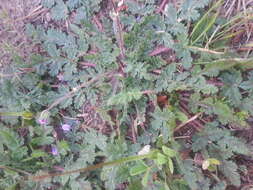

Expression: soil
xmin=0 ymin=0 xmax=41 ymax=67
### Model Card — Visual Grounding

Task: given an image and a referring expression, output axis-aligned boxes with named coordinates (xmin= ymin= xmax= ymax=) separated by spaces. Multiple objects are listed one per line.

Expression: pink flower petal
xmin=38 ymin=119 xmax=48 ymax=125
xmin=62 ymin=124 xmax=71 ymax=131
xmin=51 ymin=146 xmax=58 ymax=155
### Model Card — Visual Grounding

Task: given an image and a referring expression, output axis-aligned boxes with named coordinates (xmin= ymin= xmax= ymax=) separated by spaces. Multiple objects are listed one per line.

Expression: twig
xmin=207 ymin=80 xmax=224 ymax=87
xmin=45 ymin=72 xmax=113 ymax=111
xmin=179 ymin=102 xmax=204 ymax=130
xmin=30 ymin=152 xmax=155 ymax=181
xmin=131 ymin=116 xmax=137 ymax=143
xmin=156 ymin=0 xmax=169 ymax=14
xmin=110 ymin=0 xmax=126 ymax=59
xmin=205 ymin=25 xmax=221 ymax=49
xmin=93 ymin=14 xmax=104 ymax=32
xmin=0 ymin=68 xmax=35 ymax=78
xmin=14 ymin=6 xmax=47 ymax=22
xmin=225 ymin=0 xmax=236 ymax=18
xmin=149 ymin=45 xmax=172 ymax=56
xmin=174 ymin=135 xmax=191 ymax=139
xmin=78 ymin=62 xmax=97 ymax=68
xmin=141 ymin=90 xmax=155 ymax=95
xmin=174 ymin=112 xmax=202 ymax=132
xmin=0 ymin=165 xmax=31 ymax=176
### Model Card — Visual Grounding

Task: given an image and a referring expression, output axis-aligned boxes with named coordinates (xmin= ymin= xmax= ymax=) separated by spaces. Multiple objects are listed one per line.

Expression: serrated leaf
xmin=51 ymin=0 xmax=68 ymax=21
xmin=84 ymin=129 xmax=108 ymax=151
xmin=178 ymin=160 xmax=199 ymax=189
xmin=31 ymin=136 xmax=54 ymax=146
xmin=46 ymin=28 xmax=67 ymax=45
xmin=239 ymin=71 xmax=253 ymax=91
xmin=179 ymin=0 xmax=211 ymax=21
xmin=218 ymin=136 xmax=250 ymax=155
xmin=45 ymin=43 xmax=60 ymax=57
xmin=213 ymin=101 xmax=234 ymax=125
xmin=66 ymin=0 xmax=81 ymax=10
xmin=48 ymin=60 xmax=66 ymax=76
xmin=220 ymin=70 xmax=243 ymax=106
xmin=212 ymin=182 xmax=226 ymax=190
xmin=0 ymin=130 xmax=20 ymax=150
xmin=41 ymin=0 xmax=55 ymax=8
xmin=220 ymin=161 xmax=241 ymax=187
xmin=107 ymin=90 xmax=142 ymax=106
xmin=192 ymin=136 xmax=209 ymax=152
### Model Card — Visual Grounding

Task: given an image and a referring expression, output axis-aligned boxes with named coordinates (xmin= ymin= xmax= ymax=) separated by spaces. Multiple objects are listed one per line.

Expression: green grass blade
xmin=190 ymin=0 xmax=223 ymax=45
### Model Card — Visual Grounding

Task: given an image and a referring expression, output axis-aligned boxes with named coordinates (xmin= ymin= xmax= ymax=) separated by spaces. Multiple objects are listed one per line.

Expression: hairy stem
xmin=30 ymin=151 xmax=156 ymax=181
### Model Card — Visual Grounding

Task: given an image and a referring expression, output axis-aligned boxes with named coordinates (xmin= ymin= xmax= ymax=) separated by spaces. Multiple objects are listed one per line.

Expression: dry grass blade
xmin=187 ymin=46 xmax=224 ymax=54
xmin=174 ymin=112 xmax=203 ymax=132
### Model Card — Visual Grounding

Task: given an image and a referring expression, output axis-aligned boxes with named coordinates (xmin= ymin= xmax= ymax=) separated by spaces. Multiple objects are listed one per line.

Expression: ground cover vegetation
xmin=0 ymin=0 xmax=253 ymax=189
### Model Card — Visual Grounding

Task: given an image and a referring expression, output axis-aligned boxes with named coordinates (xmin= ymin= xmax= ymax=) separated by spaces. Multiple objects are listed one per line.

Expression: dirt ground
xmin=0 ymin=0 xmax=42 ymax=67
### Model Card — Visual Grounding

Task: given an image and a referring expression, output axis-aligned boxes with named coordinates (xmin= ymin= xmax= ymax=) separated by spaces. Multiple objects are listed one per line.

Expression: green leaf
xmin=51 ymin=0 xmax=68 ymax=21
xmin=31 ymin=136 xmax=55 ymax=146
xmin=208 ymin=158 xmax=221 ymax=165
xmin=66 ymin=0 xmax=81 ymax=10
xmin=84 ymin=129 xmax=108 ymax=151
xmin=176 ymin=111 xmax=188 ymax=123
xmin=218 ymin=136 xmax=250 ymax=155
xmin=213 ymin=101 xmax=234 ymax=125
xmin=128 ymin=180 xmax=143 ymax=190
xmin=240 ymin=71 xmax=253 ymax=90
xmin=130 ymin=161 xmax=148 ymax=176
xmin=41 ymin=0 xmax=55 ymax=8
xmin=220 ymin=70 xmax=243 ymax=106
xmin=22 ymin=150 xmax=48 ymax=162
xmin=170 ymin=179 xmax=189 ymax=190
xmin=162 ymin=146 xmax=177 ymax=157
xmin=190 ymin=0 xmax=222 ymax=44
xmin=151 ymin=107 xmax=175 ymax=143
xmin=45 ymin=43 xmax=60 ymax=57
xmin=156 ymin=153 xmax=168 ymax=165
xmin=220 ymin=161 xmax=241 ymax=187
xmin=48 ymin=60 xmax=66 ymax=76
xmin=212 ymin=182 xmax=226 ymax=190
xmin=141 ymin=168 xmax=150 ymax=187
xmin=179 ymin=0 xmax=211 ymax=21
xmin=0 ymin=130 xmax=20 ymax=150
xmin=168 ymin=158 xmax=174 ymax=174
xmin=107 ymin=90 xmax=143 ymax=106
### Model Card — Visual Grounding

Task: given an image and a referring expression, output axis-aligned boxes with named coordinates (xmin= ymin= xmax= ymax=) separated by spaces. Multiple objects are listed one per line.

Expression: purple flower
xmin=57 ymin=73 xmax=64 ymax=81
xmin=38 ymin=119 xmax=48 ymax=125
xmin=51 ymin=146 xmax=58 ymax=155
xmin=61 ymin=124 xmax=71 ymax=131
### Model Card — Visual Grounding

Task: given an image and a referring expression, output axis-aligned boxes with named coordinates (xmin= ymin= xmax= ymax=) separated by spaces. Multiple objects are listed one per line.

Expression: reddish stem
xmin=156 ymin=0 xmax=169 ymax=14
